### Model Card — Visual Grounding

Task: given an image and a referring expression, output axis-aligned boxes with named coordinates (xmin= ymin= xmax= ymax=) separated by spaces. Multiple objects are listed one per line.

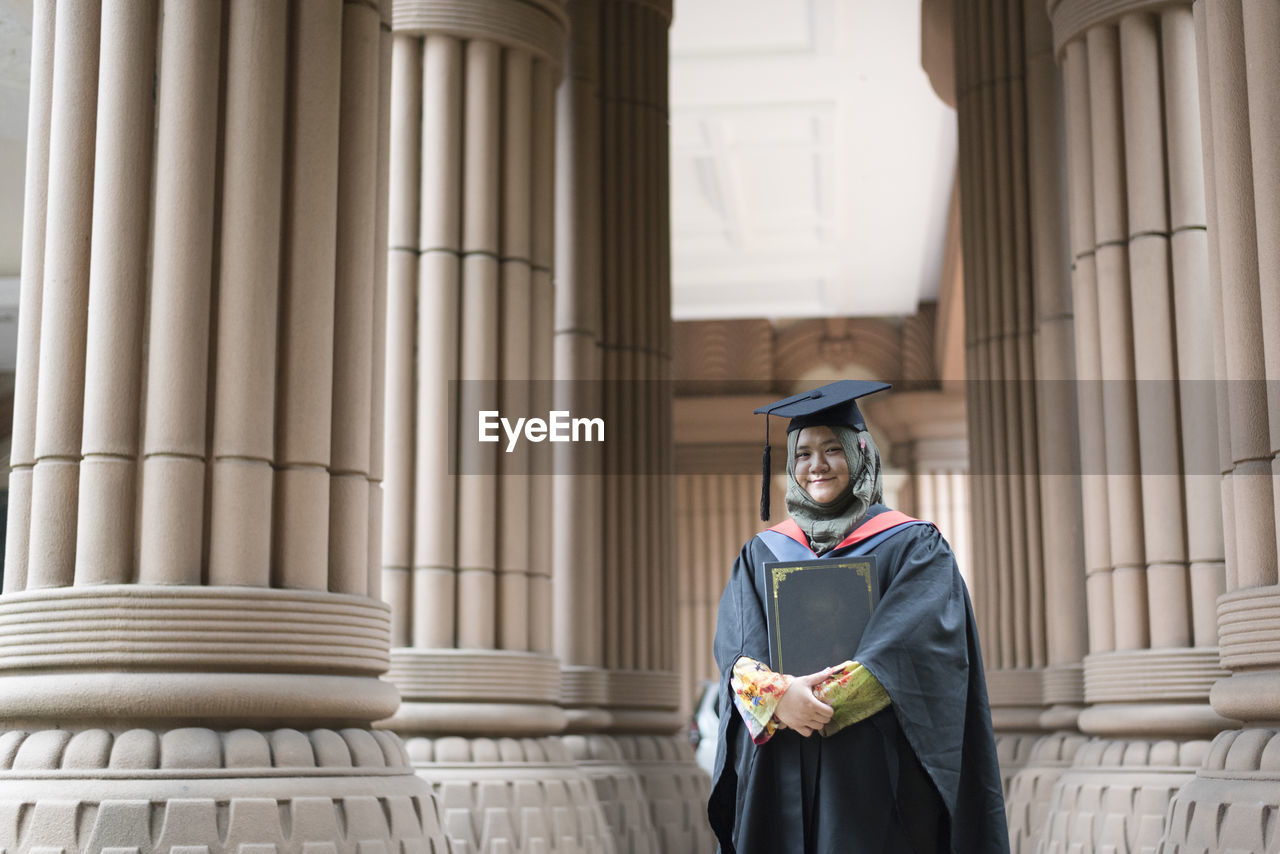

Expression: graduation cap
xmin=753 ymin=380 xmax=891 ymax=521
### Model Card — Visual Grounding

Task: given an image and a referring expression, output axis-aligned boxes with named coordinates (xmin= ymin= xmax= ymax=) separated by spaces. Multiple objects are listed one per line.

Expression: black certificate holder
xmin=763 ymin=556 xmax=879 ymax=676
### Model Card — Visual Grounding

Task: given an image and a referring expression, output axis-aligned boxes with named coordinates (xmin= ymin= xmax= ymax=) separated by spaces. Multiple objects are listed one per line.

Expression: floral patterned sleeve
xmin=814 ymin=660 xmax=891 ymax=737
xmin=730 ymin=656 xmax=793 ymax=744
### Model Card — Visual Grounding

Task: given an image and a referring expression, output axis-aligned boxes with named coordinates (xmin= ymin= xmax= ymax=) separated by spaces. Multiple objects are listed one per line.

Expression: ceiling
xmin=669 ymin=0 xmax=956 ymax=320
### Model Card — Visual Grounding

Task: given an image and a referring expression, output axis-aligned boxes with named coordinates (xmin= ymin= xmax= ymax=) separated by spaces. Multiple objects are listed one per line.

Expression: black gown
xmin=707 ymin=504 xmax=1009 ymax=854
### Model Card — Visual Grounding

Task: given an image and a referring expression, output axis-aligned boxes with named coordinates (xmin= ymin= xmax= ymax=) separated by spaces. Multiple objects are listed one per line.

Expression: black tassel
xmin=760 ymin=443 xmax=772 ymax=521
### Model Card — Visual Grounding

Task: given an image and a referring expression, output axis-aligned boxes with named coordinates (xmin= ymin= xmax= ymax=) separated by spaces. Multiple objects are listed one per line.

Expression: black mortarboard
xmin=753 ymin=380 xmax=891 ymax=521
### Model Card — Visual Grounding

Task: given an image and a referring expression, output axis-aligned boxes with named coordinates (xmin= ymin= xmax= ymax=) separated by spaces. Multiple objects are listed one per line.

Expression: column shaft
xmin=75 ymin=0 xmax=155 ymax=585
xmin=208 ymin=0 xmax=287 ymax=588
xmin=27 ymin=0 xmax=101 ymax=591
xmin=382 ymin=33 xmax=420 ymax=646
xmin=412 ymin=33 xmax=462 ymax=649
xmin=274 ymin=0 xmax=341 ymax=592
xmin=4 ymin=0 xmax=54 ymax=594
xmin=957 ymin=0 xmax=1062 ymax=733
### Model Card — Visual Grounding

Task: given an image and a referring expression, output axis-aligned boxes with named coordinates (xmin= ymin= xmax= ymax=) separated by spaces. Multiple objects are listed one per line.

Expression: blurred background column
xmin=1160 ymin=1 xmax=1280 ymax=849
xmin=380 ymin=1 xmax=618 ymax=851
xmin=1036 ymin=0 xmax=1230 ymax=850
xmin=554 ymin=1 xmax=714 ymax=851
xmin=947 ymin=0 xmax=1093 ymax=847
xmin=0 ymin=0 xmax=448 ymax=848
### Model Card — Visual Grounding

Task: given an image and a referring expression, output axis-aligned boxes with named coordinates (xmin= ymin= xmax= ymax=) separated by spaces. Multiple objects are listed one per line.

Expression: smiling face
xmin=792 ymin=425 xmax=851 ymax=505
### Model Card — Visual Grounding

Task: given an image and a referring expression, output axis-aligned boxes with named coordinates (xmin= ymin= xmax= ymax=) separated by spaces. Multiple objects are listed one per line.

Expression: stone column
xmin=953 ymin=1 xmax=1092 ymax=848
xmin=554 ymin=2 xmax=713 ymax=851
xmin=904 ymin=439 xmax=971 ymax=585
xmin=379 ymin=2 xmax=615 ymax=852
xmin=1160 ymin=2 xmax=1280 ymax=849
xmin=955 ymin=0 xmax=1062 ymax=742
xmin=674 ymin=473 xmax=758 ymax=722
xmin=1039 ymin=1 xmax=1230 ymax=850
xmin=0 ymin=0 xmax=448 ymax=849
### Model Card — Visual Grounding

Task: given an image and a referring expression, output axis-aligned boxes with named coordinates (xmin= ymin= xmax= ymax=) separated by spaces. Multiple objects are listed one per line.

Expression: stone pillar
xmin=956 ymin=0 xmax=1061 ymax=742
xmin=956 ymin=0 xmax=1047 ymax=740
xmin=953 ymin=1 xmax=1092 ymax=848
xmin=0 ymin=0 xmax=448 ymax=849
xmin=1159 ymin=2 xmax=1280 ymax=849
xmin=554 ymin=2 xmax=713 ymax=851
xmin=379 ymin=2 xmax=616 ymax=852
xmin=674 ymin=473 xmax=758 ymax=722
xmin=1040 ymin=1 xmax=1230 ymax=850
xmin=903 ymin=438 xmax=971 ymax=586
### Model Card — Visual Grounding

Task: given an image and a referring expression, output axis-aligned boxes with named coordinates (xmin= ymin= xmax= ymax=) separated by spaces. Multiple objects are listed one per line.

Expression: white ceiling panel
xmin=670 ymin=0 xmax=816 ymax=55
xmin=671 ymin=0 xmax=956 ymax=321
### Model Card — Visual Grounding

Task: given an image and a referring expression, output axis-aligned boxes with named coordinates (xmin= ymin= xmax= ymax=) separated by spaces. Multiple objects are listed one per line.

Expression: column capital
xmin=391 ymin=0 xmax=568 ymax=68
xmin=1046 ymin=0 xmax=1189 ymax=58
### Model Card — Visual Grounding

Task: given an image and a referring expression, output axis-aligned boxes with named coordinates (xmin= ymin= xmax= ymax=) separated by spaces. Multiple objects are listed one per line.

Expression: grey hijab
xmin=785 ymin=425 xmax=884 ymax=555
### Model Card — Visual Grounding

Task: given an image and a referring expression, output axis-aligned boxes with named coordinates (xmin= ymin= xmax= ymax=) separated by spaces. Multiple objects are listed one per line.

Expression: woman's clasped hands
xmin=773 ymin=666 xmax=835 ymax=737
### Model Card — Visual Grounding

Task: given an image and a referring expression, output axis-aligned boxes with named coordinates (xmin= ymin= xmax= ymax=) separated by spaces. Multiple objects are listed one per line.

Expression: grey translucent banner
xmin=439 ymin=379 xmax=1275 ymax=476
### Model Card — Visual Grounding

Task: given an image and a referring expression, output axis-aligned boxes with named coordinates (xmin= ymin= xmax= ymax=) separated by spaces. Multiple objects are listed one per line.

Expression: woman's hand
xmin=773 ymin=667 xmax=835 ymax=736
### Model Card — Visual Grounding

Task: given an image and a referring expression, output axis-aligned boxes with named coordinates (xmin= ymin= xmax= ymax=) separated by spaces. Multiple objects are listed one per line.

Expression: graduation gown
xmin=707 ymin=504 xmax=1009 ymax=854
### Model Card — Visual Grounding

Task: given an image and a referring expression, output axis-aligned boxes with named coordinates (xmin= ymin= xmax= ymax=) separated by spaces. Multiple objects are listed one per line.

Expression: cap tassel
xmin=760 ymin=443 xmax=771 ymax=521
xmin=760 ymin=412 xmax=772 ymax=521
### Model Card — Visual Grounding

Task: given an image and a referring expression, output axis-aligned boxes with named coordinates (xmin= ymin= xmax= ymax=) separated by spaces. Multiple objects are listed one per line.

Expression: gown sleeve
xmin=853 ymin=522 xmax=1007 ymax=851
xmin=814 ymin=660 xmax=891 ymax=737
xmin=730 ymin=656 xmax=792 ymax=744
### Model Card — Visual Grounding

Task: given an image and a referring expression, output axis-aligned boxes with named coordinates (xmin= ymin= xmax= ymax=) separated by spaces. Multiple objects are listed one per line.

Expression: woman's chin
xmin=805 ymin=487 xmax=843 ymax=504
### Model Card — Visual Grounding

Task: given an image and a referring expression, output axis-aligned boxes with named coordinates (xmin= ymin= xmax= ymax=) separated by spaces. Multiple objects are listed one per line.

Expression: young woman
xmin=707 ymin=381 xmax=1008 ymax=853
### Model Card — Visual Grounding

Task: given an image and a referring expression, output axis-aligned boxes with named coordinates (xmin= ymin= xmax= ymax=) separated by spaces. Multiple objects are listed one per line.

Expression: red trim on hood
xmin=769 ymin=510 xmax=922 ymax=553
xmin=768 ymin=518 xmax=809 ymax=548
xmin=835 ymin=510 xmax=920 ymax=551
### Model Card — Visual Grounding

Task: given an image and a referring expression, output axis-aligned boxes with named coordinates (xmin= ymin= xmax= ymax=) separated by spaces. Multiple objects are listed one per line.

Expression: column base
xmin=1076 ymin=702 xmax=1236 ymax=738
xmin=401 ymin=735 xmax=615 ymax=854
xmin=987 ymin=668 xmax=1050 ymax=732
xmin=384 ymin=649 xmax=568 ymax=736
xmin=562 ymin=735 xmax=659 ymax=853
xmin=381 ymin=700 xmax=568 ymax=736
xmin=1160 ymin=728 xmax=1280 ymax=852
xmin=561 ymin=665 xmax=610 ymax=734
xmin=564 ymin=734 xmax=712 ymax=854
xmin=1039 ymin=737 xmax=1211 ymax=853
xmin=384 ymin=652 xmax=616 ymax=851
xmin=996 ymin=732 xmax=1044 ymax=792
xmin=0 ymin=725 xmax=448 ymax=851
xmin=1005 ymin=733 xmax=1088 ymax=853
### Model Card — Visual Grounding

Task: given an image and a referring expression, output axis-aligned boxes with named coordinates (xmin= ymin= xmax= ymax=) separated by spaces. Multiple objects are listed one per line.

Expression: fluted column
xmin=954 ymin=1 xmax=1093 ymax=849
xmin=1159 ymin=2 xmax=1280 ymax=850
xmin=956 ymin=0 xmax=1064 ymax=739
xmin=554 ymin=2 xmax=712 ymax=852
xmin=379 ymin=3 xmax=616 ymax=852
xmin=904 ymin=440 xmax=971 ymax=585
xmin=674 ymin=473 xmax=758 ymax=723
xmin=1038 ymin=1 xmax=1229 ymax=850
xmin=0 ymin=1 xmax=447 ymax=849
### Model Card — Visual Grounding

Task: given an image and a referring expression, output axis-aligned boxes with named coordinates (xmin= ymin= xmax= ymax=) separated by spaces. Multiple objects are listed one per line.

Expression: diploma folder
xmin=763 ymin=556 xmax=879 ymax=676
